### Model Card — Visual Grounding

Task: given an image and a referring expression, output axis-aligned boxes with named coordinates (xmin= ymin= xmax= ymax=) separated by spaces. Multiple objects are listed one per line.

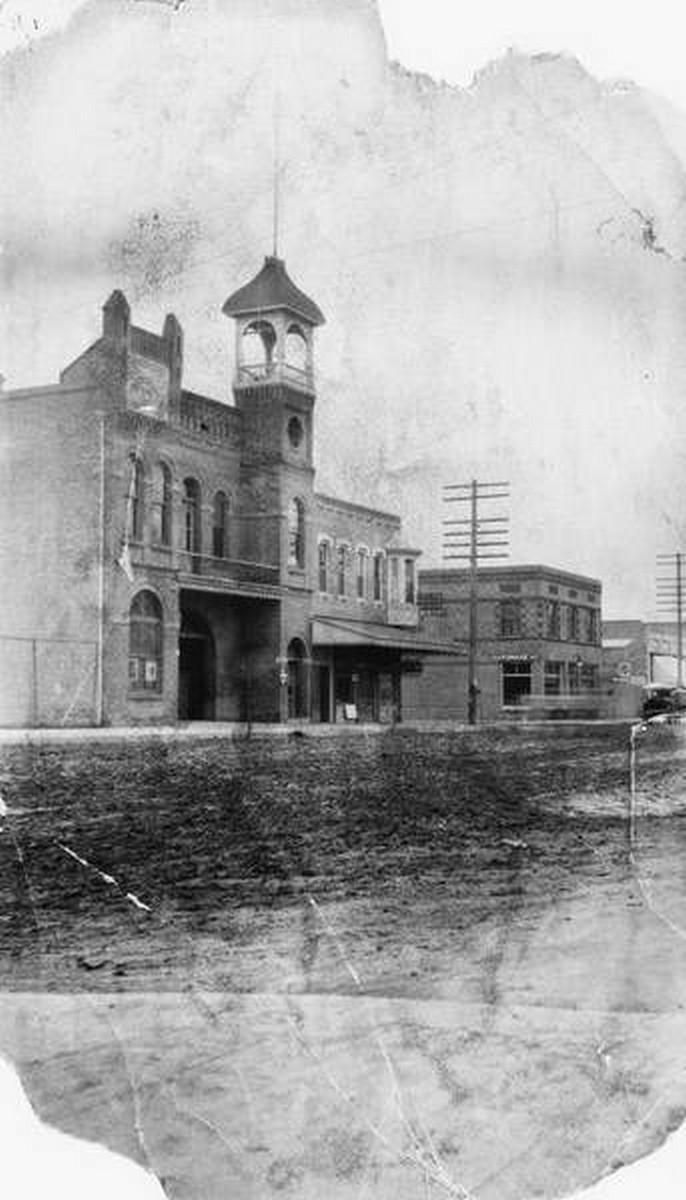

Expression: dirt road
xmin=1 ymin=724 xmax=686 ymax=1199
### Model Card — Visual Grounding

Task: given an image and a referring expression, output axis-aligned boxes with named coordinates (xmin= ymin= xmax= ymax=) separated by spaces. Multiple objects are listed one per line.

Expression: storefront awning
xmin=311 ymin=617 xmax=459 ymax=655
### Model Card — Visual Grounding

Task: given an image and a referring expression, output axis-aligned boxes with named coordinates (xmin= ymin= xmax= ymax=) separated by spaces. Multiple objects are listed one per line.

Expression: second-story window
xmin=389 ymin=557 xmax=399 ymax=603
xmin=128 ymin=454 xmax=145 ymax=542
xmin=499 ymin=599 xmax=522 ymax=638
xmin=336 ymin=546 xmax=347 ymax=596
xmin=373 ymin=553 xmax=384 ymax=602
xmin=356 ymin=549 xmax=367 ymax=599
xmin=404 ymin=558 xmax=415 ymax=604
xmin=159 ymin=462 xmax=172 ymax=547
xmin=213 ymin=491 xmax=229 ymax=558
xmin=318 ymin=541 xmax=329 ymax=593
xmin=183 ymin=478 xmax=202 ymax=554
xmin=568 ymin=605 xmax=580 ymax=641
xmin=288 ymin=498 xmax=305 ymax=568
xmin=547 ymin=600 xmax=560 ymax=638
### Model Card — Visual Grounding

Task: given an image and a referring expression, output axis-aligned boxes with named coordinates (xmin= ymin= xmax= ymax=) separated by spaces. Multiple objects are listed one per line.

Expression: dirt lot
xmin=2 ymin=723 xmax=686 ymax=1199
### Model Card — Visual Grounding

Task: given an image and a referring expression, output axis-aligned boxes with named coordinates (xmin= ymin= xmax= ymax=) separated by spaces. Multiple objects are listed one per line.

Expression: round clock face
xmin=287 ymin=415 xmax=304 ymax=449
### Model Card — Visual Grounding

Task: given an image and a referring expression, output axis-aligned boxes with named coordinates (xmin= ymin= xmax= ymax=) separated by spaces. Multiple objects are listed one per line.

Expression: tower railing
xmin=234 ymin=361 xmax=315 ymax=392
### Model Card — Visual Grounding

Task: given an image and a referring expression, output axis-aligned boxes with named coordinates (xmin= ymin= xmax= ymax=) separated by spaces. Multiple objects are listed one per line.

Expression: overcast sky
xmin=2 ymin=0 xmax=686 ymax=114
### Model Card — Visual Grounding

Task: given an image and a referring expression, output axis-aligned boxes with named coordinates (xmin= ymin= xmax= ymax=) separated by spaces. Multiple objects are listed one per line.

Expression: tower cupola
xmin=222 ymin=256 xmax=325 ymax=395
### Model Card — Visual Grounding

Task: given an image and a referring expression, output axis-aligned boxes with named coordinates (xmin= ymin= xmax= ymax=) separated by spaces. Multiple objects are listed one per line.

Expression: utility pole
xmin=442 ymin=480 xmax=510 ymax=724
xmin=656 ymin=552 xmax=685 ymax=686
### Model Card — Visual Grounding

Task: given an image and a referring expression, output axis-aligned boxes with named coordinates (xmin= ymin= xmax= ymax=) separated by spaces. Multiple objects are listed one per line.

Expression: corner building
xmin=0 ymin=256 xmax=438 ymax=727
xmin=404 ymin=564 xmax=603 ymax=721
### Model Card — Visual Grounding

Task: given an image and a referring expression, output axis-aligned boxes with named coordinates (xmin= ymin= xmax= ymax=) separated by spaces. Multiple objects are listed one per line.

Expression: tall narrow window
xmin=373 ymin=553 xmax=384 ymax=602
xmin=356 ymin=549 xmax=367 ymax=599
xmin=568 ymin=605 xmax=580 ymax=641
xmin=336 ymin=546 xmax=347 ymax=597
xmin=318 ymin=541 xmax=330 ymax=593
xmin=129 ymin=590 xmax=163 ymax=693
xmin=160 ymin=463 xmax=173 ymax=546
xmin=499 ymin=599 xmax=522 ymax=638
xmin=288 ymin=498 xmax=305 ymax=568
xmin=213 ymin=491 xmax=229 ymax=558
xmin=546 ymin=600 xmax=560 ymax=638
xmin=389 ymin=557 xmax=399 ymax=602
xmin=404 ymin=558 xmax=415 ymax=604
xmin=183 ymin=478 xmax=202 ymax=554
xmin=129 ymin=455 xmax=145 ymax=542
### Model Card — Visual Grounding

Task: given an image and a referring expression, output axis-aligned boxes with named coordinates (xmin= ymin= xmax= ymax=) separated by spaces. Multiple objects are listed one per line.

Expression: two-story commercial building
xmin=403 ymin=564 xmax=603 ymax=721
xmin=0 ymin=255 xmax=443 ymax=727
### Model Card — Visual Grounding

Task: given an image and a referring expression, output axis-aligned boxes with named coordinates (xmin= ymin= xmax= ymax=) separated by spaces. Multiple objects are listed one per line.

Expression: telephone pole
xmin=656 ymin=552 xmax=685 ymax=686
xmin=442 ymin=480 xmax=510 ymax=724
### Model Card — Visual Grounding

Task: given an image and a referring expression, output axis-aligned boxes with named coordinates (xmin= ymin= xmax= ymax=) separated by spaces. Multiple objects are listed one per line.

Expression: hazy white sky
xmin=2 ymin=0 xmax=686 ymax=113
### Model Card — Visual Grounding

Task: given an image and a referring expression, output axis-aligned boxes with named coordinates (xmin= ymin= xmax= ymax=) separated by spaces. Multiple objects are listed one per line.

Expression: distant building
xmin=0 ymin=255 xmax=443 ymax=727
xmin=602 ymin=619 xmax=685 ymax=688
xmin=403 ymin=564 xmax=603 ymax=721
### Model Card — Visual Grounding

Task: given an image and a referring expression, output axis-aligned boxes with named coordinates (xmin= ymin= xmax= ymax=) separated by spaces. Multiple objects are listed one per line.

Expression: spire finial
xmin=272 ymin=86 xmax=281 ymax=258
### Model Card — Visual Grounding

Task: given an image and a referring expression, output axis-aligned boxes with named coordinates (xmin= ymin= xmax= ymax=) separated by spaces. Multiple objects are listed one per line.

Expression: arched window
xmin=153 ymin=462 xmax=173 ymax=547
xmin=128 ymin=590 xmax=163 ymax=692
xmin=318 ymin=540 xmax=330 ymax=593
xmin=356 ymin=549 xmax=368 ymax=599
xmin=336 ymin=545 xmax=347 ymax=597
xmin=183 ymin=478 xmax=202 ymax=555
xmin=213 ymin=491 xmax=229 ymax=559
xmin=287 ymin=637 xmax=308 ymax=719
xmin=288 ymin=498 xmax=305 ymax=568
xmin=128 ymin=454 xmax=145 ymax=542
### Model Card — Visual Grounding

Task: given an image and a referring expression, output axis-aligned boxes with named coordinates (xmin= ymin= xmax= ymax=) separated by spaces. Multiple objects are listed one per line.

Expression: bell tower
xmin=222 ymin=254 xmax=325 ymax=469
xmin=220 ymin=253 xmax=326 ymax=561
xmin=223 ymin=256 xmax=325 ymax=722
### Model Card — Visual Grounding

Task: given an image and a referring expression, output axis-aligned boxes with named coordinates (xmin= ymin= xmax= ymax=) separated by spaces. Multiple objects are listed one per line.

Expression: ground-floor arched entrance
xmin=178 ymin=609 xmax=216 ymax=720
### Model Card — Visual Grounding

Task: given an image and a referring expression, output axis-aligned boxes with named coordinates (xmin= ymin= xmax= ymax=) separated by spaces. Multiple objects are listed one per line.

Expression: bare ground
xmin=1 ymin=724 xmax=686 ymax=1199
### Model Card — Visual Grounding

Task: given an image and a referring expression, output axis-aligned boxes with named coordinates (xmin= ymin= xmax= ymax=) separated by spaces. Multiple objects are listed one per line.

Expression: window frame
xmin=128 ymin=589 xmax=163 ymax=695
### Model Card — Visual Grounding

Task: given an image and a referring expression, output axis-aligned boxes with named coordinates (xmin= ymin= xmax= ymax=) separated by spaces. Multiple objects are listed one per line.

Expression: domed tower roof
xmin=222 ymin=256 xmax=325 ymax=327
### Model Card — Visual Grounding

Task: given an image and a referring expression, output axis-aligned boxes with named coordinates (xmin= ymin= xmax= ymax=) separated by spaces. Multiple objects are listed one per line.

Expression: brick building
xmin=403 ymin=564 xmax=603 ymax=721
xmin=0 ymin=255 xmax=442 ymax=727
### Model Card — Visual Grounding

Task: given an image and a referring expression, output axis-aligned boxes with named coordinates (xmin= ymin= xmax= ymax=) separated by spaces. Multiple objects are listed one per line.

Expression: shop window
xmin=581 ymin=663 xmax=598 ymax=691
xmin=569 ymin=660 xmax=581 ymax=694
xmin=502 ymin=660 xmax=531 ymax=707
xmin=544 ymin=661 xmax=563 ymax=696
xmin=212 ymin=491 xmax=229 ymax=558
xmin=499 ymin=599 xmax=522 ymax=638
xmin=288 ymin=498 xmax=305 ymax=568
xmin=129 ymin=590 xmax=163 ymax=693
xmin=318 ymin=540 xmax=330 ymax=593
xmin=183 ymin=478 xmax=202 ymax=554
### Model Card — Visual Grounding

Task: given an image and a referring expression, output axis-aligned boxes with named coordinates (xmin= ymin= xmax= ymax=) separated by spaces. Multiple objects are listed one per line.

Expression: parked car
xmin=642 ymin=685 xmax=686 ymax=719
